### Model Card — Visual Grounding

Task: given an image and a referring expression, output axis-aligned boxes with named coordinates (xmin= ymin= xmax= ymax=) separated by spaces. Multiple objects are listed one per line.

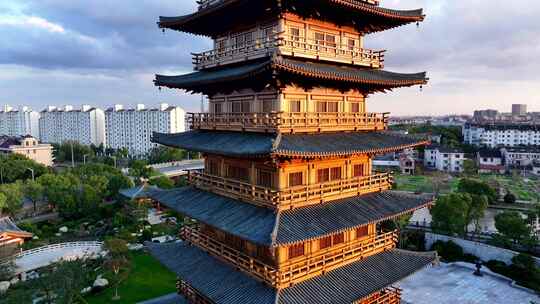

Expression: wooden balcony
xmin=358 ymin=287 xmax=402 ymax=304
xmin=278 ymin=230 xmax=397 ymax=287
xmin=188 ymin=112 xmax=389 ymax=133
xmin=189 ymin=172 xmax=393 ymax=210
xmin=193 ymin=34 xmax=384 ymax=70
xmin=181 ymin=224 xmax=397 ymax=288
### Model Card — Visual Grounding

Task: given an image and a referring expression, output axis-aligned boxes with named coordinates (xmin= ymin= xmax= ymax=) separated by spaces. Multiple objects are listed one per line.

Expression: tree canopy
xmin=0 ymin=182 xmax=24 ymax=216
xmin=0 ymin=153 xmax=48 ymax=183
xmin=431 ymin=193 xmax=487 ymax=236
xmin=495 ymin=211 xmax=533 ymax=245
xmin=458 ymin=178 xmax=498 ymax=204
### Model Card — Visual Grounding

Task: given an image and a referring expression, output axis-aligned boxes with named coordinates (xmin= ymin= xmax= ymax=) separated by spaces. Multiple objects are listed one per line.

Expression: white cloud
xmin=0 ymin=15 xmax=65 ymax=33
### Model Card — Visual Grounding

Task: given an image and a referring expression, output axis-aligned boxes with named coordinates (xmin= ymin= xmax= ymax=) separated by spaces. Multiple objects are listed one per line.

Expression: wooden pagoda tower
xmin=148 ymin=1 xmax=437 ymax=303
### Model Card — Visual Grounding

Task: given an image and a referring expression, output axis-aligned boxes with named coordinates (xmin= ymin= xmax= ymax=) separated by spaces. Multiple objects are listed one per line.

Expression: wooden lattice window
xmin=288 ymin=243 xmax=305 ymax=259
xmin=333 ymin=232 xmax=344 ymax=245
xmin=319 ymin=236 xmax=332 ymax=250
xmin=356 ymin=226 xmax=369 ymax=239
xmin=207 ymin=160 xmax=220 ymax=176
xmin=232 ymin=101 xmax=250 ymax=113
xmin=353 ymin=164 xmax=365 ymax=177
xmin=257 ymin=170 xmax=274 ymax=188
xmin=262 ymin=99 xmax=275 ymax=113
xmin=347 ymin=38 xmax=356 ymax=51
xmin=212 ymin=103 xmax=223 ymax=114
xmin=288 ymin=172 xmax=303 ymax=187
xmin=289 ymin=100 xmax=302 ymax=112
xmin=350 ymin=102 xmax=361 ymax=113
xmin=227 ymin=166 xmax=249 ymax=182
xmin=317 ymin=168 xmax=330 ymax=183
xmin=330 ymin=167 xmax=342 ymax=180
xmin=289 ymin=27 xmax=301 ymax=41
xmin=317 ymin=101 xmax=339 ymax=113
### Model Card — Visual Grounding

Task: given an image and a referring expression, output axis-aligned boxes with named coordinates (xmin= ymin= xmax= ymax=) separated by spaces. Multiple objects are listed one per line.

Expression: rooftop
xmin=155 ymin=57 xmax=427 ymax=95
xmin=119 ymin=185 xmax=161 ymax=200
xmin=477 ymin=149 xmax=502 ymax=158
xmin=147 ymin=241 xmax=437 ymax=304
xmin=149 ymin=187 xmax=433 ymax=246
xmin=0 ymin=217 xmax=33 ymax=238
xmin=152 ymin=130 xmax=429 ymax=158
xmin=158 ymin=0 xmax=424 ymax=37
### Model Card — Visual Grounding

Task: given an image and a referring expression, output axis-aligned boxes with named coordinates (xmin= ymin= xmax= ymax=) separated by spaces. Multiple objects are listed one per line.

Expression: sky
xmin=0 ymin=0 xmax=539 ymax=115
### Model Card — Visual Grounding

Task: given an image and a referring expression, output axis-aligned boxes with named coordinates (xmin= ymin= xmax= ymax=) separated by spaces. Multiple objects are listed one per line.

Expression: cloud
xmin=0 ymin=15 xmax=65 ymax=33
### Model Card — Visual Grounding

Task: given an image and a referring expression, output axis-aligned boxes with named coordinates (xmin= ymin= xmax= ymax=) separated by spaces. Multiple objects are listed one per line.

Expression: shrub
xmin=504 ymin=192 xmax=517 ymax=204
xmin=430 ymin=240 xmax=464 ymax=262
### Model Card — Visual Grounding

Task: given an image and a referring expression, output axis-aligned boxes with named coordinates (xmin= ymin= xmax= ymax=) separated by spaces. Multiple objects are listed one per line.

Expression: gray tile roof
xmin=147 ymin=242 xmax=437 ymax=304
xmin=119 ymin=185 xmax=161 ymax=200
xmin=0 ymin=217 xmax=32 ymax=237
xmin=137 ymin=293 xmax=187 ymax=304
xmin=152 ymin=130 xmax=429 ymax=158
xmin=158 ymin=0 xmax=424 ymax=37
xmin=150 ymin=187 xmax=433 ymax=246
xmin=155 ymin=58 xmax=427 ymax=94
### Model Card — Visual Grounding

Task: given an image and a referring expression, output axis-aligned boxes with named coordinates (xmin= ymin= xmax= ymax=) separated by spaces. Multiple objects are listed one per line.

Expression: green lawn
xmin=86 ymin=252 xmax=176 ymax=304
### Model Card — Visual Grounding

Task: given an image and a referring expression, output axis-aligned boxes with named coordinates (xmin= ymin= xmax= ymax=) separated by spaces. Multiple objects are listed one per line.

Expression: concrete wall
xmin=425 ymin=232 xmax=540 ymax=266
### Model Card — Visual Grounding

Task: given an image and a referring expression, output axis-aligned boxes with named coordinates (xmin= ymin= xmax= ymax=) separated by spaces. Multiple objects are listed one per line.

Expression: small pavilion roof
xmin=155 ymin=57 xmax=427 ymax=94
xmin=152 ymin=130 xmax=429 ymax=159
xmin=119 ymin=185 xmax=161 ymax=200
xmin=0 ymin=217 xmax=33 ymax=239
xmin=158 ymin=0 xmax=424 ymax=37
xmin=147 ymin=241 xmax=437 ymax=304
xmin=150 ymin=187 xmax=433 ymax=246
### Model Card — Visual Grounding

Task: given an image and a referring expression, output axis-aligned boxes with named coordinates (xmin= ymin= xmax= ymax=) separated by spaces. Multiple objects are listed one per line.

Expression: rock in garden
xmin=0 ymin=281 xmax=10 ymax=294
xmin=93 ymin=278 xmax=109 ymax=288
xmin=59 ymin=226 xmax=68 ymax=233
xmin=81 ymin=287 xmax=92 ymax=294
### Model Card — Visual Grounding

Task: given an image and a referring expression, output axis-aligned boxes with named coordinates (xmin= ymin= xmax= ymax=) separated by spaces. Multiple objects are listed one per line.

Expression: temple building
xmin=0 ymin=217 xmax=33 ymax=259
xmin=147 ymin=0 xmax=437 ymax=303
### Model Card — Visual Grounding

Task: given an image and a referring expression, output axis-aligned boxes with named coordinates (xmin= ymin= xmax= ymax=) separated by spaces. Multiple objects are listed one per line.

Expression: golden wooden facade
xmin=193 ymin=13 xmax=384 ymax=70
xmin=181 ymin=222 xmax=397 ymax=288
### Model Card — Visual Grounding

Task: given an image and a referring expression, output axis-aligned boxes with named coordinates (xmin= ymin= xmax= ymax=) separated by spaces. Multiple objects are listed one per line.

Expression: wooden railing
xmin=188 ymin=112 xmax=389 ymax=133
xmin=192 ymin=34 xmax=384 ymax=69
xmin=357 ymin=287 xmax=402 ymax=304
xmin=190 ymin=172 xmax=392 ymax=210
xmin=181 ymin=224 xmax=397 ymax=288
xmin=197 ymin=0 xmax=380 ymax=11
xmin=277 ymin=230 xmax=398 ymax=287
xmin=180 ymin=225 xmax=279 ymax=286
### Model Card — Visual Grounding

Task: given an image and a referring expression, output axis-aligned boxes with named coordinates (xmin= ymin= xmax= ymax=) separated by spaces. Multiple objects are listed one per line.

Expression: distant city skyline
xmin=1 ymin=1 xmax=540 ymax=115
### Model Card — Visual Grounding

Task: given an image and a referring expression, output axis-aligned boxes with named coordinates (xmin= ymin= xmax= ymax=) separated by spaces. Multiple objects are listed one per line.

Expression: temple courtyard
xmin=400 ymin=263 xmax=539 ymax=304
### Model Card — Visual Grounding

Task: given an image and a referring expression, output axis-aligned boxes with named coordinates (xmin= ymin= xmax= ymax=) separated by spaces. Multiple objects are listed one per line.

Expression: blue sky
xmin=1 ymin=0 xmax=539 ymax=115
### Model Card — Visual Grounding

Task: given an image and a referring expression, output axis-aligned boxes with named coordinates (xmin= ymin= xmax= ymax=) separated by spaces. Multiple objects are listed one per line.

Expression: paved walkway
xmin=400 ymin=263 xmax=540 ymax=304
xmin=14 ymin=241 xmax=104 ymax=274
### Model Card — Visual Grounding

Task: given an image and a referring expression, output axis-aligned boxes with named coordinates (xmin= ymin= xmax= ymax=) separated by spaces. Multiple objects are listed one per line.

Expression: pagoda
xmin=148 ymin=0 xmax=437 ymax=303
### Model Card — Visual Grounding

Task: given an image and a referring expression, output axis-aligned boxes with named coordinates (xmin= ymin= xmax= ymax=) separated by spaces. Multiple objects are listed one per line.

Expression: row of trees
xmin=0 ymin=154 xmax=49 ymax=184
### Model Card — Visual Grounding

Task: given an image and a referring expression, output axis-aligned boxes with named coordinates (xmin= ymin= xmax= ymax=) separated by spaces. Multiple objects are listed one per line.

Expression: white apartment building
xmin=105 ymin=103 xmax=186 ymax=156
xmin=0 ymin=105 xmax=40 ymax=138
xmin=501 ymin=147 xmax=540 ymax=168
xmin=463 ymin=123 xmax=540 ymax=147
xmin=424 ymin=146 xmax=465 ymax=173
xmin=38 ymin=105 xmax=106 ymax=146
xmin=476 ymin=149 xmax=505 ymax=174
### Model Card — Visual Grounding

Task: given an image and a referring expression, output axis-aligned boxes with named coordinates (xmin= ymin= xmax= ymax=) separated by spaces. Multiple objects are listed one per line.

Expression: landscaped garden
xmin=86 ymin=252 xmax=177 ymax=304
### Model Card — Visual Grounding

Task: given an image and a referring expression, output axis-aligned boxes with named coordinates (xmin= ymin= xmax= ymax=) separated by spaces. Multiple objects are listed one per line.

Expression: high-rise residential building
xmin=0 ymin=105 xmax=40 ymax=138
xmin=38 ymin=105 xmax=105 ymax=146
xmin=105 ymin=103 xmax=186 ymax=156
xmin=512 ymin=104 xmax=527 ymax=116
xmin=146 ymin=1 xmax=436 ymax=303
xmin=463 ymin=123 xmax=540 ymax=147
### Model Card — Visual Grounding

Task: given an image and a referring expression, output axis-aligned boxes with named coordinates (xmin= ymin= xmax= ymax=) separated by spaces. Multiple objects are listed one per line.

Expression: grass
xmin=86 ymin=252 xmax=176 ymax=304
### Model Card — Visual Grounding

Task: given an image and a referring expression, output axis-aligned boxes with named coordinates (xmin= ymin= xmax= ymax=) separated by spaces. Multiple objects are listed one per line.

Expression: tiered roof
xmin=158 ymin=0 xmax=424 ymax=36
xmin=152 ymin=131 xmax=429 ymax=158
xmin=155 ymin=58 xmax=427 ymax=94
xmin=0 ymin=217 xmax=33 ymax=240
xmin=147 ymin=241 xmax=437 ymax=304
xmin=150 ymin=187 xmax=433 ymax=246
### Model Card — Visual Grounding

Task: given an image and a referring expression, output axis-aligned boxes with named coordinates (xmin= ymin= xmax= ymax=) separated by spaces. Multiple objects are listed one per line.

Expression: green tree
xmin=129 ymin=160 xmax=157 ymax=181
xmin=431 ymin=193 xmax=469 ymax=236
xmin=104 ymin=238 xmax=131 ymax=301
xmin=0 ymin=153 xmax=48 ymax=183
xmin=0 ymin=182 xmax=24 ymax=216
xmin=148 ymin=146 xmax=186 ymax=164
xmin=52 ymin=141 xmax=95 ymax=163
xmin=0 ymin=192 xmax=7 ymax=213
xmin=24 ymin=180 xmax=44 ymax=212
xmin=465 ymin=195 xmax=488 ymax=234
xmin=458 ymin=178 xmax=498 ymax=204
xmin=495 ymin=211 xmax=532 ymax=245
xmin=504 ymin=191 xmax=517 ymax=204
xmin=462 ymin=159 xmax=478 ymax=176
xmin=32 ymin=259 xmax=90 ymax=304
xmin=149 ymin=176 xmax=175 ymax=189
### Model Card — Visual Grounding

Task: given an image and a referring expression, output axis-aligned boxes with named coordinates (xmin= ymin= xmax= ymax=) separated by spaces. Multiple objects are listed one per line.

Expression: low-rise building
xmin=501 ymin=147 xmax=540 ymax=168
xmin=463 ymin=123 xmax=540 ymax=147
xmin=0 ymin=217 xmax=33 ymax=258
xmin=0 ymin=135 xmax=54 ymax=166
xmin=424 ymin=146 xmax=465 ymax=173
xmin=476 ymin=149 xmax=505 ymax=174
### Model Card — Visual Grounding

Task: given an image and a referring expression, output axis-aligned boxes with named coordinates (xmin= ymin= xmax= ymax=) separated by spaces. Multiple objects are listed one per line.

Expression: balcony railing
xmin=181 ymin=224 xmax=397 ymax=288
xmin=197 ymin=0 xmax=380 ymax=11
xmin=193 ymin=34 xmax=384 ymax=70
xmin=189 ymin=112 xmax=389 ymax=133
xmin=189 ymin=172 xmax=393 ymax=210
xmin=357 ymin=287 xmax=402 ymax=304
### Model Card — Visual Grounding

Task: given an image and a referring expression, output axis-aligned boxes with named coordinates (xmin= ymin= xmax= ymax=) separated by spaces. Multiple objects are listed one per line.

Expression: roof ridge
xmin=270 ymin=210 xmax=281 ymax=247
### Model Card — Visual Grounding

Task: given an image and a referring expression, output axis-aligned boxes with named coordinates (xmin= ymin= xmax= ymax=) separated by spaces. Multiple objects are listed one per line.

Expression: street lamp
xmin=83 ymin=154 xmax=89 ymax=165
xmin=27 ymin=168 xmax=35 ymax=182
xmin=112 ymin=156 xmax=117 ymax=168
